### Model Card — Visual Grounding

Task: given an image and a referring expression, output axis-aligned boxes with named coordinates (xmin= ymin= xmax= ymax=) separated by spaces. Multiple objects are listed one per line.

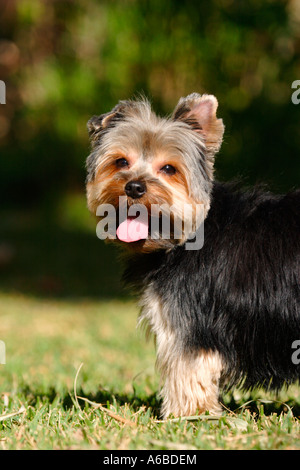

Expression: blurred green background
xmin=0 ymin=0 xmax=300 ymax=299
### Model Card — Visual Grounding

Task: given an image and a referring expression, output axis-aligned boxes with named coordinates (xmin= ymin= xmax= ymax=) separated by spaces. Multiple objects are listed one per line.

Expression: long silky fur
xmin=123 ymin=181 xmax=300 ymax=393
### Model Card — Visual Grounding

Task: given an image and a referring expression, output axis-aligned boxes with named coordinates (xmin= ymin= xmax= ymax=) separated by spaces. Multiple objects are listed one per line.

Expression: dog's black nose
xmin=125 ymin=180 xmax=146 ymax=199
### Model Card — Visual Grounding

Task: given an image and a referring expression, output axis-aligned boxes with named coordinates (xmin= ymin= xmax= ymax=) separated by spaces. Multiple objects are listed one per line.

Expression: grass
xmin=0 ymin=292 xmax=300 ymax=450
xmin=0 ymin=202 xmax=299 ymax=450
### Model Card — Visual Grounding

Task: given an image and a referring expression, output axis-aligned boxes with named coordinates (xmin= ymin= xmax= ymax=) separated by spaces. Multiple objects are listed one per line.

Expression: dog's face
xmin=86 ymin=93 xmax=224 ymax=253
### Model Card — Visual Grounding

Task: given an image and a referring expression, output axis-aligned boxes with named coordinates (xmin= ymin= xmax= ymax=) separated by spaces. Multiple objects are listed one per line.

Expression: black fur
xmin=123 ymin=182 xmax=300 ymax=392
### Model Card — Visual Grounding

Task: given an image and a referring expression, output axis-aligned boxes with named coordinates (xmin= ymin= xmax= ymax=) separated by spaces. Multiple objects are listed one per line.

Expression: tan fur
xmin=139 ymin=286 xmax=224 ymax=418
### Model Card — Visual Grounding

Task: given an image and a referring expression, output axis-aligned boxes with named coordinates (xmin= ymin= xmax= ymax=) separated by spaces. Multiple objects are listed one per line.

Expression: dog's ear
xmin=87 ymin=100 xmax=134 ymax=142
xmin=172 ymin=93 xmax=224 ymax=156
xmin=87 ymin=113 xmax=116 ymax=138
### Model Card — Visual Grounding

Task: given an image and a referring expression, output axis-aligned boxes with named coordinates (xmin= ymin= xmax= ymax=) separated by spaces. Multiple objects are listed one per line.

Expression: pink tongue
xmin=117 ymin=218 xmax=148 ymax=242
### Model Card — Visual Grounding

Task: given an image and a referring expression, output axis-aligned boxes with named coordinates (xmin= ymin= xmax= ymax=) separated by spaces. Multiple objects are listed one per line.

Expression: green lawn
xmin=0 ymin=205 xmax=299 ymax=450
xmin=0 ymin=292 xmax=299 ymax=450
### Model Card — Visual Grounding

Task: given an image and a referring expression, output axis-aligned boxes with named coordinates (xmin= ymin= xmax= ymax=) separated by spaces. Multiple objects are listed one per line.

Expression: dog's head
xmin=86 ymin=93 xmax=224 ymax=253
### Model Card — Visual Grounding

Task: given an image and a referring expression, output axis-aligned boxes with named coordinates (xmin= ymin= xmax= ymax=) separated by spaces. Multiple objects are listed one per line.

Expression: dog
xmin=85 ymin=93 xmax=300 ymax=418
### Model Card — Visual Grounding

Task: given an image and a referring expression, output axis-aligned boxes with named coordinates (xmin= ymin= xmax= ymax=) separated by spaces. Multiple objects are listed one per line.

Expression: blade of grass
xmin=0 ymin=406 xmax=26 ymax=422
xmin=73 ymin=362 xmax=84 ymax=411
xmin=77 ymin=396 xmax=137 ymax=427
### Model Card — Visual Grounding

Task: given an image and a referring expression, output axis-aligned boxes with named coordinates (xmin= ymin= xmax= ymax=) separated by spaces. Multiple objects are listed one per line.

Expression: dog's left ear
xmin=172 ymin=93 xmax=224 ymax=157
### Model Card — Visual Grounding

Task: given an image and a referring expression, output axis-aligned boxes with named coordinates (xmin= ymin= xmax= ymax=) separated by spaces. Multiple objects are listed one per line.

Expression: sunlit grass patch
xmin=0 ymin=292 xmax=299 ymax=450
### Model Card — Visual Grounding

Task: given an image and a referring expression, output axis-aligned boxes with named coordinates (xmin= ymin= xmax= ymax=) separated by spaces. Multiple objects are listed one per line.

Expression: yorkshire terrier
xmin=86 ymin=93 xmax=300 ymax=418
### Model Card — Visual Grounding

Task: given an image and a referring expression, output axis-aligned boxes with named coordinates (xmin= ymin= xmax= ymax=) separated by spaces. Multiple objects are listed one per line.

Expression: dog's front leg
xmin=157 ymin=343 xmax=224 ymax=418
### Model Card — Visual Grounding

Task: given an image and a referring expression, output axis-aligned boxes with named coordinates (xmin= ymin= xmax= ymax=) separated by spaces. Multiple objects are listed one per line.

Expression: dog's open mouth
xmin=116 ymin=214 xmax=149 ymax=243
xmin=115 ymin=207 xmax=178 ymax=245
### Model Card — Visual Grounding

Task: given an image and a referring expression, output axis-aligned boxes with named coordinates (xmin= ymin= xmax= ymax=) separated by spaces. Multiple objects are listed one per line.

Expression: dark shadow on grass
xmin=223 ymin=393 xmax=300 ymax=419
xmin=20 ymin=385 xmax=162 ymax=418
xmin=20 ymin=384 xmax=300 ymax=420
xmin=73 ymin=390 xmax=300 ymax=419
xmin=68 ymin=388 xmax=162 ymax=418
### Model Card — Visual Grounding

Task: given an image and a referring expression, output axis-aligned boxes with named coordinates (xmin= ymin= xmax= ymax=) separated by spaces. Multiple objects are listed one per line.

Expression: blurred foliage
xmin=0 ymin=0 xmax=300 ymax=297
xmin=0 ymin=0 xmax=300 ymax=211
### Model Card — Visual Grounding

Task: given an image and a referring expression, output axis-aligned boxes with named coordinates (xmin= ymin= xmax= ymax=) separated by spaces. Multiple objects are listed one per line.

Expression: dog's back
xmin=126 ymin=182 xmax=300 ymax=391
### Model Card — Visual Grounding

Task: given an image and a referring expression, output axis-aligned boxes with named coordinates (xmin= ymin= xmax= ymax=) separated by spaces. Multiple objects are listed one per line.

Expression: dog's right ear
xmin=87 ymin=100 xmax=133 ymax=142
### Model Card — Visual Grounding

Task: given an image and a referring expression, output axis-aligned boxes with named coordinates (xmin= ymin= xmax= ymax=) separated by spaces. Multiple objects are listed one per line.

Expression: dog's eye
xmin=160 ymin=164 xmax=176 ymax=175
xmin=115 ymin=158 xmax=129 ymax=169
